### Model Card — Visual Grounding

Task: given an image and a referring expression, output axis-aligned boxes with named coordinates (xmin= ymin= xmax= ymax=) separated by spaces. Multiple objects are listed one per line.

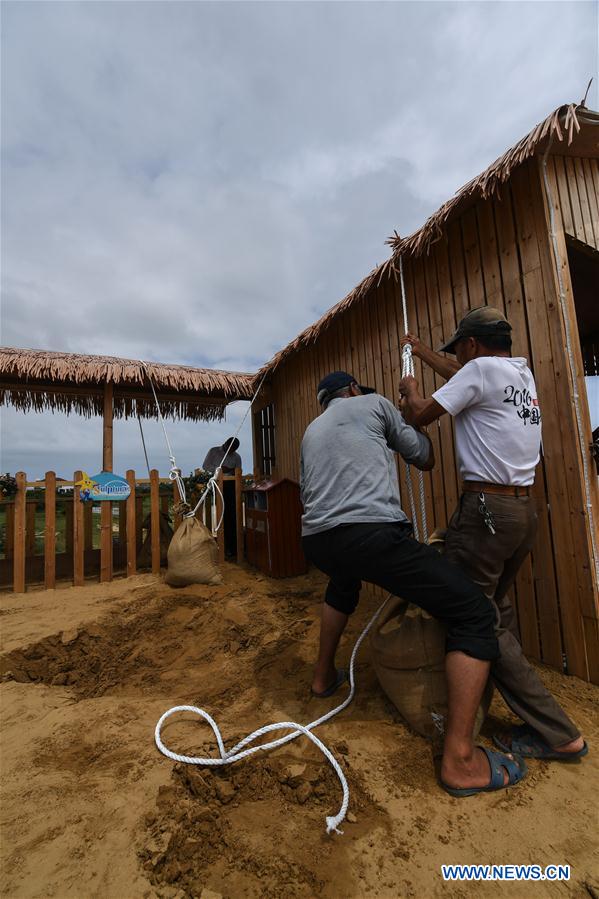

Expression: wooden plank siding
xmin=263 ymin=152 xmax=598 ymax=683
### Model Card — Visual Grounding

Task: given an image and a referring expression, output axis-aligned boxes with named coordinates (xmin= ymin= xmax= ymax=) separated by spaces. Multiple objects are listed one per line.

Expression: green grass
xmin=0 ymin=491 xmax=176 ymax=559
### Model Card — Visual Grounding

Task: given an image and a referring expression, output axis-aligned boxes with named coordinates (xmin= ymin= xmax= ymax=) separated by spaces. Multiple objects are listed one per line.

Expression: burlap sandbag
xmin=370 ymin=597 xmax=492 ymax=740
xmin=166 ymin=517 xmax=222 ymax=587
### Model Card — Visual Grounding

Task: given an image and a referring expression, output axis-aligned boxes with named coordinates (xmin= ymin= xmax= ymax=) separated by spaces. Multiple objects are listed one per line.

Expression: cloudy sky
xmin=1 ymin=0 xmax=597 ymax=478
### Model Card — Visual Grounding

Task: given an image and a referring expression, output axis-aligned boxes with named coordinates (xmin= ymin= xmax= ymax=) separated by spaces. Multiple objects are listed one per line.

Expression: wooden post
xmin=235 ymin=467 xmax=244 ymax=563
xmin=136 ymin=495 xmax=144 ymax=552
xmin=103 ymin=382 xmax=114 ymax=471
xmin=5 ymin=502 xmax=14 ymax=560
xmin=150 ymin=469 xmax=161 ymax=575
xmin=100 ymin=502 xmax=113 ymax=583
xmin=126 ymin=470 xmax=137 ymax=577
xmin=65 ymin=497 xmax=74 ymax=555
xmin=100 ymin=382 xmax=114 ymax=582
xmin=84 ymin=503 xmax=93 ymax=551
xmin=44 ymin=471 xmax=56 ymax=589
xmin=13 ymin=472 xmax=27 ymax=593
xmin=216 ymin=468 xmax=225 ymax=564
xmin=73 ymin=471 xmax=85 ymax=586
xmin=26 ymin=501 xmax=36 ymax=557
xmin=118 ymin=501 xmax=127 ymax=544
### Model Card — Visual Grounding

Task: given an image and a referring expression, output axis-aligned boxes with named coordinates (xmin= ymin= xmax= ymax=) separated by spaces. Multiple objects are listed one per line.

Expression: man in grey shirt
xmin=203 ymin=438 xmax=242 ymax=556
xmin=301 ymin=371 xmax=526 ymax=797
xmin=203 ymin=438 xmax=242 ymax=475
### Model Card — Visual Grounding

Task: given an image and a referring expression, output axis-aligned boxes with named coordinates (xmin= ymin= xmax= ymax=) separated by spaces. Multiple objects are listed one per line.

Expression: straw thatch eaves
xmin=0 ymin=347 xmax=254 ymax=422
xmin=261 ymin=102 xmax=599 ymax=377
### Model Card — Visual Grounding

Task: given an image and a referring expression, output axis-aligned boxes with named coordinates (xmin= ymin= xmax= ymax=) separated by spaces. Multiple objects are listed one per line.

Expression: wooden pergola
xmin=1 ymin=347 xmax=255 ymax=588
xmin=0 ymin=347 xmax=255 ymax=472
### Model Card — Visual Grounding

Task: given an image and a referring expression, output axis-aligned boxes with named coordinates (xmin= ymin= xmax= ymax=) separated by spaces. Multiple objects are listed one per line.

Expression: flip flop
xmin=493 ymin=724 xmax=589 ymax=761
xmin=311 ymin=668 xmax=348 ymax=699
xmin=441 ymin=746 xmax=527 ymax=797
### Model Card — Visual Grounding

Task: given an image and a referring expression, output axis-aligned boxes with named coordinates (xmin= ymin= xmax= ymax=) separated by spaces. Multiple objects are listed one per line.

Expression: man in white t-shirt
xmin=399 ymin=306 xmax=586 ymax=762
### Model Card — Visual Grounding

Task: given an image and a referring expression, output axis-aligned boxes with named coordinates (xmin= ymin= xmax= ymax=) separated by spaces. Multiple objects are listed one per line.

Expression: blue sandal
xmin=494 ymin=724 xmax=588 ymax=761
xmin=442 ymin=746 xmax=527 ymax=797
xmin=311 ymin=668 xmax=348 ymax=699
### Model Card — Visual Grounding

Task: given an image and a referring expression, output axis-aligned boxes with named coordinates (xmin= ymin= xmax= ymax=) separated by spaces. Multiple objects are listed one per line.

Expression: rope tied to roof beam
xmin=398 ymin=254 xmax=428 ymax=543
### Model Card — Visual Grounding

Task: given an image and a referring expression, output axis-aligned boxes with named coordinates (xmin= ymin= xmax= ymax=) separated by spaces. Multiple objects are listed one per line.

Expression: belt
xmin=462 ymin=480 xmax=532 ymax=497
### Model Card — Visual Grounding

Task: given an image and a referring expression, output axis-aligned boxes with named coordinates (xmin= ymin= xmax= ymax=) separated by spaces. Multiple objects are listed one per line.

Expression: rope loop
xmin=155 ymin=594 xmax=392 ymax=834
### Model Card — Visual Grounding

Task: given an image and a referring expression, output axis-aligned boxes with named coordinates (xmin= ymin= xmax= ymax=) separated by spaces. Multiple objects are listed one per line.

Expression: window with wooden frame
xmin=254 ymin=403 xmax=276 ymax=477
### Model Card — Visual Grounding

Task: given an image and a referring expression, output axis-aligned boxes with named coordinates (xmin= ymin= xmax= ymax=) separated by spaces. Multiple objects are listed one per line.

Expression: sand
xmin=1 ymin=564 xmax=598 ymax=898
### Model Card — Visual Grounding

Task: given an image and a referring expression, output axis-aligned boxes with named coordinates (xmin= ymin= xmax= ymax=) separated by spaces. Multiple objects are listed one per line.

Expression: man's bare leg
xmin=441 ymin=651 xmax=513 ymax=788
xmin=312 ymin=603 xmax=348 ymax=694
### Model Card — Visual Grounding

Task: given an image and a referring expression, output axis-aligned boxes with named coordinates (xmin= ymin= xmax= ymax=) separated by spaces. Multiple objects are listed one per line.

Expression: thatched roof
xmin=261 ymin=102 xmax=599 ymax=377
xmin=0 ymin=347 xmax=254 ymax=421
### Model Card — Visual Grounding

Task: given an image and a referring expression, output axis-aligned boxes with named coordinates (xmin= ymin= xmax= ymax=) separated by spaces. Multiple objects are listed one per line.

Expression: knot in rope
xmin=401 ymin=342 xmax=415 ymax=377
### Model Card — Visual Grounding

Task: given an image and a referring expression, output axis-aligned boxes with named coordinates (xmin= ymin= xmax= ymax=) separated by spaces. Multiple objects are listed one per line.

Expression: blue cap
xmin=317 ymin=371 xmax=376 ymax=406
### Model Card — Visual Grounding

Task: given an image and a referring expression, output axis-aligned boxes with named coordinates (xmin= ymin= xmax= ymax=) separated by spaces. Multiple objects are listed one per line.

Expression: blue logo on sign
xmin=76 ymin=471 xmax=131 ymax=502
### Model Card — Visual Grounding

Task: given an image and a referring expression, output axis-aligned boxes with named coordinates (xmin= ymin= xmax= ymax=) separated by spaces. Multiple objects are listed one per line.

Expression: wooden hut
xmin=0 ymin=348 xmax=253 ymax=588
xmin=251 ymin=102 xmax=599 ymax=684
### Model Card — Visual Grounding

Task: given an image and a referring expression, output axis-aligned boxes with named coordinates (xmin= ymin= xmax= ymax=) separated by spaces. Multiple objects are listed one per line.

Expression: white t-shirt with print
xmin=432 ymin=356 xmax=541 ymax=486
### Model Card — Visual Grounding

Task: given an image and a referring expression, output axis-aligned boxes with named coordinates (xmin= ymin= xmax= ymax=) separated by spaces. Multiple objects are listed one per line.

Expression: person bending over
xmin=300 ymin=370 xmax=527 ymax=796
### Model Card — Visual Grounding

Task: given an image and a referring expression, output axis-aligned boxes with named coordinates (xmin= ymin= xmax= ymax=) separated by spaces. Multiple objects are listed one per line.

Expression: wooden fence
xmin=0 ymin=469 xmax=245 ymax=593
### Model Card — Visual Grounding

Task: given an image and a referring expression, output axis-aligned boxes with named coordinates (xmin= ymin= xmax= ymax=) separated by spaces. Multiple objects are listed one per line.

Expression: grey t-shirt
xmin=203 ymin=446 xmax=242 ymax=474
xmin=300 ymin=393 xmax=430 ymax=536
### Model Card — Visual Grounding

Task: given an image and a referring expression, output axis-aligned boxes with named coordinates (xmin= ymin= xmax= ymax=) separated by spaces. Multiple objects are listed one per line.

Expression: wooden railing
xmin=0 ymin=469 xmax=245 ymax=593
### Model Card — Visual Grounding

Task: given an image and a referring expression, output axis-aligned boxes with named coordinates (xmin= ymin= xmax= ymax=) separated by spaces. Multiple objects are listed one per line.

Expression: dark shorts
xmin=302 ymin=521 xmax=498 ymax=662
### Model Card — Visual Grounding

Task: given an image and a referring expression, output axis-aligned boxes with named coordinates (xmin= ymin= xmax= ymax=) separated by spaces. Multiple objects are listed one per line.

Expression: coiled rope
xmin=155 ymin=593 xmax=391 ymax=834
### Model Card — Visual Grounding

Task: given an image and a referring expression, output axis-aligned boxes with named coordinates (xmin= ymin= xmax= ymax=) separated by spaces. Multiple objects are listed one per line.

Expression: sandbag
xmin=166 ymin=517 xmax=222 ymax=587
xmin=370 ymin=597 xmax=492 ymax=740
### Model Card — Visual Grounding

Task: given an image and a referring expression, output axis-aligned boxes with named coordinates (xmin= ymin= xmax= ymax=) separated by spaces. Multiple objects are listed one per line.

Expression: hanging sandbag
xmin=166 ymin=517 xmax=222 ymax=587
xmin=370 ymin=597 xmax=492 ymax=740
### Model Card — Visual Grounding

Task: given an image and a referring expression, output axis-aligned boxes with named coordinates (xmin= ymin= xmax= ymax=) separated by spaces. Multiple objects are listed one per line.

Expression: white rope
xmin=541 ymin=141 xmax=599 ymax=587
xmin=140 ymin=364 xmax=268 ymax=533
xmin=186 ymin=371 xmax=269 ymax=525
xmin=137 ymin=414 xmax=152 ymax=478
xmin=155 ymin=593 xmax=391 ymax=834
xmin=398 ymin=255 xmax=428 ymax=543
xmin=140 ymin=361 xmax=188 ymax=507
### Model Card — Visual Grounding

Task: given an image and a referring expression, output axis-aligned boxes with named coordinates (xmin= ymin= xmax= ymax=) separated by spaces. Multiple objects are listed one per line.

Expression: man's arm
xmin=202 ymin=448 xmax=217 ymax=474
xmin=415 ymin=433 xmax=435 ymax=471
xmin=401 ymin=333 xmax=461 ymax=380
xmin=399 ymin=375 xmax=447 ymax=428
xmin=380 ymin=397 xmax=435 ymax=471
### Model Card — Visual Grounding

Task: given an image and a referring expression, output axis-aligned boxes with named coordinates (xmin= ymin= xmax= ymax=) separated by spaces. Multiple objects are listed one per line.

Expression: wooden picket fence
xmin=0 ymin=469 xmax=245 ymax=593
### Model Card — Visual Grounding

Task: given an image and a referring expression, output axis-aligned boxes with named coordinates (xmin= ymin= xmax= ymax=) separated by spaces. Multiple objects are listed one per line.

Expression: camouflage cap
xmin=438 ymin=306 xmax=512 ymax=354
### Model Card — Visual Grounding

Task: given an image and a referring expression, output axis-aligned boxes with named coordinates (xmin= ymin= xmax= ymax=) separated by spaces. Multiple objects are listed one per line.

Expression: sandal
xmin=311 ymin=668 xmax=348 ymax=699
xmin=441 ymin=746 xmax=527 ymax=797
xmin=494 ymin=724 xmax=588 ymax=761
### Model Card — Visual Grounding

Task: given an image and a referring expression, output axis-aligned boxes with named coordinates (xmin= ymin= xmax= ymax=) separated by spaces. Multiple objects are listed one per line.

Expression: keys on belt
xmin=478 ymin=492 xmax=496 ymax=535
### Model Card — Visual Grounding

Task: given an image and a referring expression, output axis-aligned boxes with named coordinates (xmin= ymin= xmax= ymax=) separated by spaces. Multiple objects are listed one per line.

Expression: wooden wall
xmin=261 ymin=154 xmax=599 ymax=683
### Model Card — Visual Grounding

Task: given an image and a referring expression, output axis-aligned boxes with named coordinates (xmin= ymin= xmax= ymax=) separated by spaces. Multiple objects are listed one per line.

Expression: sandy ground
xmin=1 ymin=565 xmax=598 ymax=899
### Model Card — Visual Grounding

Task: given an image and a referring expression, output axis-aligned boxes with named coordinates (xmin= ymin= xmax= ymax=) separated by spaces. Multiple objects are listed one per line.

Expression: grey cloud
xmin=2 ymin=1 xmax=597 ymax=476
